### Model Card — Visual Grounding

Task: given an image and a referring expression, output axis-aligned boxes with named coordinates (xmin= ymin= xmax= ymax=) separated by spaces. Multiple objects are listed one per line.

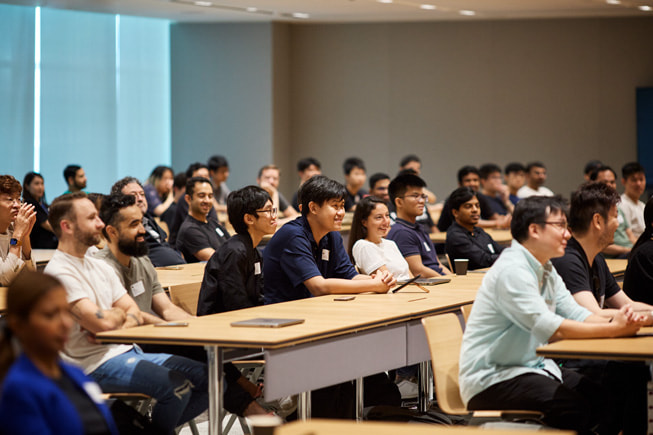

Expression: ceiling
xmin=5 ymin=0 xmax=653 ymax=23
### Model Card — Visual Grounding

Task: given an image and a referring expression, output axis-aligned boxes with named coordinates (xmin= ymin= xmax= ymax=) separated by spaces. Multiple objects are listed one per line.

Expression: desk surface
xmin=275 ymin=419 xmax=573 ymax=435
xmin=155 ymin=262 xmax=206 ymax=288
xmin=0 ymin=287 xmax=6 ymax=313
xmin=32 ymin=249 xmax=56 ymax=265
xmin=604 ymin=258 xmax=627 ymax=276
xmin=98 ymin=280 xmax=478 ymax=349
xmin=430 ymin=229 xmax=512 ymax=245
xmin=537 ymin=326 xmax=653 ymax=362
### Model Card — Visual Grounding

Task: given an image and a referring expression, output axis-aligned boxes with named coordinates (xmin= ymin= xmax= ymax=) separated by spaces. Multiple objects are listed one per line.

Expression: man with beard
xmin=62 ymin=164 xmax=87 ymax=194
xmin=96 ymin=193 xmax=191 ymax=324
xmin=44 ymin=192 xmax=208 ymax=434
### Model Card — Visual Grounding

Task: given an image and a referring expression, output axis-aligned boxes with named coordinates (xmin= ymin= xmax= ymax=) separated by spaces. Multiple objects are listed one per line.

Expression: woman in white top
xmin=348 ymin=196 xmax=411 ymax=281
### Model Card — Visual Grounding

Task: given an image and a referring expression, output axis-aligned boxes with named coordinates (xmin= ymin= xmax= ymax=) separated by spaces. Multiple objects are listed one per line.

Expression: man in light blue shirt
xmin=459 ymin=195 xmax=643 ymax=434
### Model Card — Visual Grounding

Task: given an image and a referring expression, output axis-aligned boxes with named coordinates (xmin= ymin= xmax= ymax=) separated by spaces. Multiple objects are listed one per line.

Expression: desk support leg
xmin=298 ymin=391 xmax=311 ymax=420
xmin=206 ymin=345 xmax=223 ymax=435
xmin=355 ymin=377 xmax=364 ymax=421
xmin=418 ymin=361 xmax=430 ymax=413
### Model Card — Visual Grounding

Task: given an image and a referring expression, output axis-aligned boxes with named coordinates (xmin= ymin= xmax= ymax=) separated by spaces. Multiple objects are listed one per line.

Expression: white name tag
xmin=488 ymin=243 xmax=495 ymax=254
xmin=322 ymin=249 xmax=330 ymax=261
xmin=131 ymin=280 xmax=145 ymax=297
xmin=423 ymin=241 xmax=431 ymax=252
xmin=254 ymin=262 xmax=261 ymax=275
xmin=215 ymin=227 xmax=224 ymax=237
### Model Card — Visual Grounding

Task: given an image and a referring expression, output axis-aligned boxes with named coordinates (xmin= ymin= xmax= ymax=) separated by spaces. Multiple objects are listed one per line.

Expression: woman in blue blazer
xmin=0 ymin=271 xmax=117 ymax=435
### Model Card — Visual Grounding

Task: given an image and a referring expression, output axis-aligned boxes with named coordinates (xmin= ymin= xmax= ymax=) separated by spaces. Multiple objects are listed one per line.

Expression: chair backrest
xmin=167 ymin=282 xmax=201 ymax=316
xmin=460 ymin=304 xmax=473 ymax=323
xmin=421 ymin=312 xmax=467 ymax=415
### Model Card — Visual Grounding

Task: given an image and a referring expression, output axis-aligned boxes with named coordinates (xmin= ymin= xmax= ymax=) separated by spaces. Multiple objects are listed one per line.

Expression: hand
xmin=259 ymin=181 xmax=277 ymax=196
xmin=371 ymin=270 xmax=395 ymax=293
xmin=610 ymin=306 xmax=643 ymax=337
xmin=497 ymin=214 xmax=511 ymax=229
xmin=14 ymin=203 xmax=36 ymax=237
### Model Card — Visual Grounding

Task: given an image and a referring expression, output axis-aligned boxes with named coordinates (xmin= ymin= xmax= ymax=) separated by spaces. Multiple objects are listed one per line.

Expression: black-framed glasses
xmin=536 ymin=220 xmax=569 ymax=231
xmin=255 ymin=207 xmax=278 ymax=217
xmin=400 ymin=194 xmax=428 ymax=201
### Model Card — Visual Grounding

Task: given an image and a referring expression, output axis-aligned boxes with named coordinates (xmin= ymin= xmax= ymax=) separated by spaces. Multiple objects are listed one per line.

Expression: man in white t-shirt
xmin=517 ymin=161 xmax=554 ymax=198
xmin=619 ymin=162 xmax=647 ymax=238
xmin=44 ymin=192 xmax=207 ymax=434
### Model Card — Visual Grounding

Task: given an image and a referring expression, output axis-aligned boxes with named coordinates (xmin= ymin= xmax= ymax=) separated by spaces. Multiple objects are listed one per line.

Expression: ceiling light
xmin=291 ymin=12 xmax=310 ymax=18
xmin=605 ymin=0 xmax=621 ymax=4
xmin=246 ymin=6 xmax=258 ymax=12
xmin=194 ymin=1 xmax=212 ymax=6
xmin=639 ymin=5 xmax=653 ymax=10
xmin=459 ymin=10 xmax=476 ymax=16
xmin=420 ymin=4 xmax=437 ymax=10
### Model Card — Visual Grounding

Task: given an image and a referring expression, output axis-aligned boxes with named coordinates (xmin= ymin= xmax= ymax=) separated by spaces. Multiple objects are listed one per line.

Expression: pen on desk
xmin=408 ymin=297 xmax=426 ymax=302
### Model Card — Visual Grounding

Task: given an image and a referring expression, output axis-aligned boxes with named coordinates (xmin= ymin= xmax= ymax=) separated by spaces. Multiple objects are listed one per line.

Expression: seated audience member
xmin=348 ymin=196 xmax=411 ymax=281
xmin=393 ymin=169 xmax=437 ymax=234
xmin=111 ymin=177 xmax=185 ymax=267
xmin=399 ymin=154 xmax=436 ymax=203
xmin=437 ymin=166 xmax=497 ymax=231
xmin=62 ymin=164 xmax=87 ymax=195
xmin=624 ymin=197 xmax=653 ymax=305
xmin=144 ymin=165 xmax=175 ymax=221
xmin=44 ymin=193 xmax=208 ymax=434
xmin=584 ymin=160 xmax=603 ymax=182
xmin=551 ymin=182 xmax=653 ymax=434
xmin=517 ymin=161 xmax=554 ymax=198
xmin=387 ymin=173 xmax=452 ymax=277
xmin=460 ymin=195 xmax=644 ymax=434
xmin=591 ymin=166 xmax=636 ymax=257
xmin=343 ymin=157 xmax=368 ymax=211
xmin=169 ymin=162 xmax=216 ymax=244
xmin=176 ymin=176 xmax=230 ymax=262
xmin=22 ymin=171 xmax=58 ymax=248
xmin=368 ymin=172 xmax=391 ymax=203
xmin=445 ymin=187 xmax=504 ymax=271
xmin=291 ymin=157 xmax=322 ymax=210
xmin=0 ymin=271 xmax=118 ymax=435
xmin=257 ymin=164 xmax=299 ymax=221
xmin=207 ymin=155 xmax=230 ymax=213
xmin=478 ymin=163 xmax=514 ymax=216
xmin=504 ymin=162 xmax=526 ymax=205
xmin=0 ymin=175 xmax=36 ymax=285
xmin=619 ymin=162 xmax=647 ymax=238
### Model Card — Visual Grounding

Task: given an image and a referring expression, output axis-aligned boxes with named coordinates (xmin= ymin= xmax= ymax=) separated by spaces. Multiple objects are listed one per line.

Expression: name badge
xmin=322 ymin=249 xmax=330 ymax=261
xmin=423 ymin=241 xmax=431 ymax=252
xmin=487 ymin=243 xmax=495 ymax=254
xmin=254 ymin=262 xmax=261 ymax=275
xmin=131 ymin=280 xmax=145 ymax=297
xmin=215 ymin=227 xmax=224 ymax=237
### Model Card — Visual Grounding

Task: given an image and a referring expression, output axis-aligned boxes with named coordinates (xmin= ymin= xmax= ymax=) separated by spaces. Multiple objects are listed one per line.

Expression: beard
xmin=74 ymin=228 xmax=101 ymax=247
xmin=118 ymin=236 xmax=149 ymax=257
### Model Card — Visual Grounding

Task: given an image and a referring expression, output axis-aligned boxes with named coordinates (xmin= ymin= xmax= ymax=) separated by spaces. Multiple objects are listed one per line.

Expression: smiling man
xmin=176 ymin=176 xmax=230 ymax=263
xmin=517 ymin=161 xmax=554 ymax=198
xmin=445 ymin=187 xmax=503 ymax=271
xmin=619 ymin=162 xmax=647 ymax=238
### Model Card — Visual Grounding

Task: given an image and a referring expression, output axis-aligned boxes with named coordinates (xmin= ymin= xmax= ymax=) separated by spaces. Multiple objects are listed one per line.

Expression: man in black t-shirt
xmin=176 ymin=176 xmax=229 ymax=263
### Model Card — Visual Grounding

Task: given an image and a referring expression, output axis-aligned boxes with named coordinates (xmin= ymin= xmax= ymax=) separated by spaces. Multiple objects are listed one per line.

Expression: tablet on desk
xmin=414 ymin=277 xmax=451 ymax=286
xmin=230 ymin=318 xmax=305 ymax=328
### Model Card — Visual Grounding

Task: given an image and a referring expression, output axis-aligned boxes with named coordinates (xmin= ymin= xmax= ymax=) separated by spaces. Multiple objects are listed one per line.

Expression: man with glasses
xmin=552 ymin=182 xmax=653 ymax=434
xmin=176 ymin=176 xmax=230 ymax=263
xmin=460 ymin=195 xmax=644 ymax=434
xmin=0 ymin=175 xmax=36 ymax=285
xmin=387 ymin=173 xmax=452 ymax=277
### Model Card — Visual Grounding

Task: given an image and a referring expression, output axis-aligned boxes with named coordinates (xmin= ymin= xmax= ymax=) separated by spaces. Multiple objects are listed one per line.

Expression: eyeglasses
xmin=401 ymin=194 xmax=428 ymax=201
xmin=255 ymin=207 xmax=278 ymax=217
xmin=537 ymin=220 xmax=569 ymax=231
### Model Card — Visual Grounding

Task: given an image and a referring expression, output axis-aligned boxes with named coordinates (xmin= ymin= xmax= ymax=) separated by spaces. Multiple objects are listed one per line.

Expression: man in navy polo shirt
xmin=387 ymin=173 xmax=452 ymax=277
xmin=263 ymin=175 xmax=394 ymax=305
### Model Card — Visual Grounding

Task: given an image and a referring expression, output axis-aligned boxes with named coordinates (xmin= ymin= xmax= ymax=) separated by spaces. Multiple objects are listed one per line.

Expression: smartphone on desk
xmin=334 ymin=296 xmax=355 ymax=301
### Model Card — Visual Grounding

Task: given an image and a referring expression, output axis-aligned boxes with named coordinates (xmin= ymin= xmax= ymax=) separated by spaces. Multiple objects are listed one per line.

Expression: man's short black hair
xmin=100 ymin=194 xmax=136 ymax=239
xmin=110 ymin=177 xmax=142 ymax=196
xmin=173 ymin=172 xmax=187 ymax=190
xmin=589 ymin=166 xmax=616 ymax=181
xmin=369 ymin=172 xmax=390 ymax=190
xmin=511 ymin=195 xmax=567 ymax=243
xmin=297 ymin=157 xmax=321 ymax=172
xmin=185 ymin=162 xmax=209 ymax=178
xmin=299 ymin=175 xmax=346 ymax=217
xmin=479 ymin=163 xmax=502 ymax=180
xmin=622 ymin=162 xmax=645 ymax=179
xmin=569 ymin=182 xmax=620 ymax=236
xmin=186 ymin=176 xmax=212 ymax=198
xmin=504 ymin=162 xmax=526 ymax=175
xmin=584 ymin=160 xmax=603 ymax=176
xmin=63 ymin=165 xmax=81 ymax=183
xmin=343 ymin=157 xmax=366 ymax=175
xmin=227 ymin=186 xmax=272 ymax=235
xmin=449 ymin=187 xmax=477 ymax=211
xmin=207 ymin=155 xmax=229 ymax=172
xmin=388 ymin=173 xmax=426 ymax=206
xmin=457 ymin=166 xmax=479 ymax=184
xmin=400 ymin=154 xmax=421 ymax=168
xmin=526 ymin=161 xmax=546 ymax=173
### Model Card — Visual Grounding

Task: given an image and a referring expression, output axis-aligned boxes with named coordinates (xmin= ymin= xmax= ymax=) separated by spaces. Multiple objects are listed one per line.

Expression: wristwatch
xmin=9 ymin=238 xmax=22 ymax=247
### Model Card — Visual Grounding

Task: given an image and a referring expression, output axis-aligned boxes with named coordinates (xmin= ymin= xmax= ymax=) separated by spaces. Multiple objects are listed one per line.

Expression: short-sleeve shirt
xmin=445 ymin=222 xmax=503 ymax=270
xmin=551 ymin=237 xmax=620 ymax=308
xmin=263 ymin=216 xmax=357 ymax=304
xmin=352 ymin=238 xmax=411 ymax=281
xmin=44 ymin=250 xmax=133 ymax=374
xmin=213 ymin=183 xmax=231 ymax=206
xmin=623 ymin=239 xmax=653 ymax=305
xmin=344 ymin=188 xmax=368 ymax=211
xmin=517 ymin=185 xmax=554 ymax=198
xmin=477 ymin=193 xmax=509 ymax=216
xmin=176 ymin=215 xmax=230 ymax=263
xmin=144 ymin=184 xmax=163 ymax=216
xmin=612 ymin=207 xmax=633 ymax=249
xmin=619 ymin=194 xmax=645 ymax=238
xmin=24 ymin=196 xmax=58 ymax=249
xmin=386 ymin=218 xmax=443 ymax=274
xmin=94 ymin=247 xmax=164 ymax=316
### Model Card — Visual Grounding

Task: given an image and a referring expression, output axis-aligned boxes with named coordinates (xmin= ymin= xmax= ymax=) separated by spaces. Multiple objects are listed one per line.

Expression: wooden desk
xmin=604 ymin=258 xmax=627 ymax=277
xmin=98 ymin=285 xmax=477 ymax=435
xmin=430 ymin=229 xmax=512 ymax=245
xmin=155 ymin=262 xmax=206 ymax=288
xmin=0 ymin=287 xmax=6 ymax=314
xmin=276 ymin=419 xmax=574 ymax=435
xmin=32 ymin=249 xmax=56 ymax=269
